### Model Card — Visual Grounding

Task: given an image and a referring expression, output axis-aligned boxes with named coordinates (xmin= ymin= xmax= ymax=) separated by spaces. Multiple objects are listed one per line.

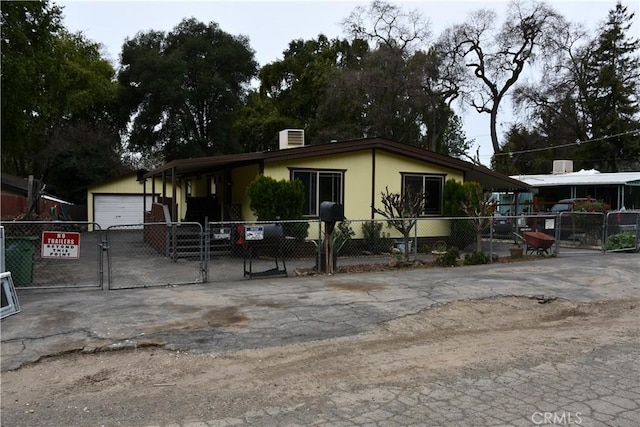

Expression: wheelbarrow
xmin=519 ymin=231 xmax=556 ymax=256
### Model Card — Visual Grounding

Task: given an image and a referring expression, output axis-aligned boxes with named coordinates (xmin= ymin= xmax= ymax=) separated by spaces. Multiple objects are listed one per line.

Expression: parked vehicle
xmin=487 ymin=212 xmax=513 ymax=238
xmin=549 ymin=198 xmax=592 ymax=213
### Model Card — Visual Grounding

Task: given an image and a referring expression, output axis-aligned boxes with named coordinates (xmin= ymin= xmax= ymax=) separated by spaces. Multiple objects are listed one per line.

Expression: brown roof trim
xmin=143 ymin=137 xmax=529 ymax=191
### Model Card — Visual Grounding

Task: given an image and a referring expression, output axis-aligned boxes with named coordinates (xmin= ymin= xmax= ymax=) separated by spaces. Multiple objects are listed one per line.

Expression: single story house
xmin=142 ymin=131 xmax=529 ymax=239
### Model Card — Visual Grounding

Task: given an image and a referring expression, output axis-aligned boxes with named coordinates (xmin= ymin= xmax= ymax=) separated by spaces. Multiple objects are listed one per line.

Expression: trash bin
xmin=5 ymin=237 xmax=37 ymax=285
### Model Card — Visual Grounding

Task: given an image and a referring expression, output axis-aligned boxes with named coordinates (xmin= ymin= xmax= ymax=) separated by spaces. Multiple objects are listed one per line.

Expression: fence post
xmin=202 ymin=221 xmax=209 ymax=282
xmin=601 ymin=212 xmax=607 ymax=254
xmin=413 ymin=218 xmax=418 ymax=259
xmin=99 ymin=227 xmax=107 ymax=291
xmin=555 ymin=213 xmax=561 ymax=256
xmin=489 ymin=215 xmax=493 ymax=263
xmin=317 ymin=219 xmax=322 ymax=272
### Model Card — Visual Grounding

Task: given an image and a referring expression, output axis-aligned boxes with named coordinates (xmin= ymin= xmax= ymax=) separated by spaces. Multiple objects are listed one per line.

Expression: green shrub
xmin=443 ymin=180 xmax=475 ymax=250
xmin=247 ymin=175 xmax=305 ymax=220
xmin=246 ymin=175 xmax=309 ymax=240
xmin=435 ymin=246 xmax=460 ymax=267
xmin=333 ymin=220 xmax=355 ymax=254
xmin=463 ymin=251 xmax=491 ymax=265
xmin=361 ymin=220 xmax=392 ymax=254
xmin=606 ymin=231 xmax=636 ymax=251
xmin=572 ymin=199 xmax=607 ymax=239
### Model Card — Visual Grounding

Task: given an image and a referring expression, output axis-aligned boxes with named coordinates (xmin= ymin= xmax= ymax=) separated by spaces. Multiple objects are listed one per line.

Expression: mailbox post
xmin=319 ymin=201 xmax=344 ymax=274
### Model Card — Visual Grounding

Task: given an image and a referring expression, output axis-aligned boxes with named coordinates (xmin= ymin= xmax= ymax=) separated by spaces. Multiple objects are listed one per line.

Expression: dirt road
xmin=2 ymin=296 xmax=638 ymax=426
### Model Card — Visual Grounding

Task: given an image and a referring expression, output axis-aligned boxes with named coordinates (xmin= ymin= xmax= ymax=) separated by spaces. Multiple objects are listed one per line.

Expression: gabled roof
xmin=145 ymin=137 xmax=530 ymax=191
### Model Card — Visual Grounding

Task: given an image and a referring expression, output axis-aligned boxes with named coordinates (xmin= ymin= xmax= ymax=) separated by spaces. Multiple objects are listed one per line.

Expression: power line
xmin=493 ymin=130 xmax=640 ymax=157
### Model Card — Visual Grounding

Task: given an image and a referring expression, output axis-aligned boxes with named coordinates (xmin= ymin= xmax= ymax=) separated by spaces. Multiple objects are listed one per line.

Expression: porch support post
xmin=151 ymin=172 xmax=156 ymax=202
xmin=172 ymin=167 xmax=177 ymax=222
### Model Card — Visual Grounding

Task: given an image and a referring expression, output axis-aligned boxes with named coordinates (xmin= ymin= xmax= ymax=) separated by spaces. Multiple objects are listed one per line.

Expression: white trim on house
xmin=510 ymin=170 xmax=640 ymax=187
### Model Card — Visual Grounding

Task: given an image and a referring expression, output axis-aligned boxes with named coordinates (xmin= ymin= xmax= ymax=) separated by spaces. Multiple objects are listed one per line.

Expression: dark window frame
xmin=401 ymin=173 xmax=445 ymax=216
xmin=290 ymin=168 xmax=346 ymax=217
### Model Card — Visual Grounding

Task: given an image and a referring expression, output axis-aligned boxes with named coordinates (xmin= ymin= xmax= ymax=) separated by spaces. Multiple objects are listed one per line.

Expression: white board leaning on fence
xmin=1 ymin=272 xmax=20 ymax=319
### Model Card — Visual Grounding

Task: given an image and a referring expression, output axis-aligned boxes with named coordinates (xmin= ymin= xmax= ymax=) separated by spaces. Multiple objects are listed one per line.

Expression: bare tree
xmin=336 ymin=0 xmax=468 ymax=154
xmin=512 ymin=22 xmax=592 ymax=140
xmin=446 ymin=0 xmax=566 ymax=154
xmin=342 ymin=0 xmax=430 ymax=55
xmin=372 ymin=186 xmax=425 ymax=261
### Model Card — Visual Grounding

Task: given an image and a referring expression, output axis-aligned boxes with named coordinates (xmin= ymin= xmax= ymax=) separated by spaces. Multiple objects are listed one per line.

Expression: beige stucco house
xmin=140 ymin=132 xmax=528 ymax=239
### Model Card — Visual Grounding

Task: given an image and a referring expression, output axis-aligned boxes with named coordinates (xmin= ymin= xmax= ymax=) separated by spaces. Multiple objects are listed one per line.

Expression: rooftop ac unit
xmin=552 ymin=160 xmax=573 ymax=175
xmin=279 ymin=129 xmax=305 ymax=149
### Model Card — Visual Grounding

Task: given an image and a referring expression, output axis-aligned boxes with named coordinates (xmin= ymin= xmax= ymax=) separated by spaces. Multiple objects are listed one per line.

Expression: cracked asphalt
xmin=1 ymin=253 xmax=639 ymax=426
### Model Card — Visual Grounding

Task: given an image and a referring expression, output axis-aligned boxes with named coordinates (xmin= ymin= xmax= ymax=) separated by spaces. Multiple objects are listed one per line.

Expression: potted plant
xmin=509 ymin=244 xmax=523 ymax=259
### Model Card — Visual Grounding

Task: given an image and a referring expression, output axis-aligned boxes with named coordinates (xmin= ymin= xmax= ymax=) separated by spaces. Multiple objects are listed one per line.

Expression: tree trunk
xmin=490 ymin=106 xmax=500 ymax=154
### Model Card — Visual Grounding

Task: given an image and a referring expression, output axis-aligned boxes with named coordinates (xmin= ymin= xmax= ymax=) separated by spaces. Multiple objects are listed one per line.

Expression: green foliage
xmin=572 ymin=199 xmax=607 ymax=238
xmin=1 ymin=1 xmax=124 ymax=202
xmin=1 ymin=0 xmax=63 ymax=173
xmin=246 ymin=175 xmax=308 ymax=241
xmin=118 ymin=18 xmax=258 ymax=160
xmin=443 ymin=180 xmax=466 ymax=216
xmin=492 ymin=125 xmax=569 ymax=175
xmin=333 ymin=220 xmax=356 ymax=254
xmin=463 ymin=251 xmax=491 ymax=265
xmin=361 ymin=221 xmax=392 ymax=254
xmin=438 ymin=113 xmax=472 ymax=159
xmin=606 ymin=232 xmax=637 ymax=251
xmin=243 ymin=3 xmax=470 ymax=154
xmin=573 ymin=200 xmax=607 ymax=213
xmin=233 ymin=91 xmax=292 ymax=152
xmin=443 ymin=180 xmax=475 ymax=250
xmin=434 ymin=247 xmax=460 ymax=267
xmin=246 ymin=175 xmax=305 ymax=221
xmin=578 ymin=3 xmax=640 ymax=172
xmin=510 ymin=3 xmax=640 ymax=173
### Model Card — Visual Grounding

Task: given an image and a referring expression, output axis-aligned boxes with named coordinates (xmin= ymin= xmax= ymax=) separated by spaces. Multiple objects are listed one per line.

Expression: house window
xmin=402 ymin=174 xmax=444 ymax=216
xmin=292 ymin=170 xmax=344 ymax=216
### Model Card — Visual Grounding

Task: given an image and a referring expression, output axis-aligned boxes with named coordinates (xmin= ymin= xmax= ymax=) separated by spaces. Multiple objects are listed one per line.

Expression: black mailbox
xmin=319 ymin=201 xmax=344 ymax=222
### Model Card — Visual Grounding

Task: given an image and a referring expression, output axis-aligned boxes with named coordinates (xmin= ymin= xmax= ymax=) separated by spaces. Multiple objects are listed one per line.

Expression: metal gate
xmin=106 ymin=222 xmax=205 ymax=290
xmin=556 ymin=212 xmax=605 ymax=255
xmin=0 ymin=221 xmax=104 ymax=290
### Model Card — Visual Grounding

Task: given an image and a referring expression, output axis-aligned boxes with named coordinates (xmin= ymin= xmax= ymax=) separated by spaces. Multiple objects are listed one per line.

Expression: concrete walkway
xmin=2 ymin=252 xmax=640 ymax=426
xmin=2 ymin=253 xmax=638 ymax=372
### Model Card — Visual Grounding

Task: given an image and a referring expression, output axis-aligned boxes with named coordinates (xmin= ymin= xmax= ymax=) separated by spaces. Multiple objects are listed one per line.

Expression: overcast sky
xmin=58 ymin=0 xmax=639 ymax=166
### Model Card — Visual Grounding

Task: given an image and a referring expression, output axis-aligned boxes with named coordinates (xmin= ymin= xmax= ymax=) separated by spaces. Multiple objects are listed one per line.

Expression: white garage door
xmin=94 ymin=195 xmax=155 ymax=229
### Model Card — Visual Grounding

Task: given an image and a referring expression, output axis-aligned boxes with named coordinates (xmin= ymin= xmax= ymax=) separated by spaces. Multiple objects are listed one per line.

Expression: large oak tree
xmin=1 ymin=1 xmax=125 ymax=203
xmin=118 ymin=18 xmax=258 ymax=162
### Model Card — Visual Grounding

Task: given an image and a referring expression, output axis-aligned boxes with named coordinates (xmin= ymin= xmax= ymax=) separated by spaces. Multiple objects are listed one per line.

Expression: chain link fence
xmin=106 ymin=222 xmax=205 ymax=289
xmin=0 ymin=221 xmax=103 ymax=289
xmin=205 ymin=220 xmax=319 ymax=280
xmin=203 ymin=217 xmax=511 ymax=281
xmin=604 ymin=210 xmax=640 ymax=253
xmin=3 ymin=213 xmax=637 ymax=289
xmin=557 ymin=211 xmax=606 ymax=253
